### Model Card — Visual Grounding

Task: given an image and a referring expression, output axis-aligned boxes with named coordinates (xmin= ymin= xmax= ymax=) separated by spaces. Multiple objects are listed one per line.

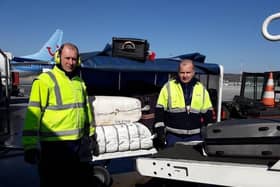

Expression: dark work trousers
xmin=166 ymin=132 xmax=202 ymax=147
xmin=38 ymin=140 xmax=94 ymax=187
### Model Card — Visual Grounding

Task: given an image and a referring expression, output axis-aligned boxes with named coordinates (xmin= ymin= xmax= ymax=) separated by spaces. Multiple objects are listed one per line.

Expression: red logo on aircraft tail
xmin=46 ymin=45 xmax=60 ymax=56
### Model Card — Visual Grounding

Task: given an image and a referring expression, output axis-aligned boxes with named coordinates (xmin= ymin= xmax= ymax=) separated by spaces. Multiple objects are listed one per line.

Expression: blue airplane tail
xmin=13 ymin=29 xmax=63 ymax=63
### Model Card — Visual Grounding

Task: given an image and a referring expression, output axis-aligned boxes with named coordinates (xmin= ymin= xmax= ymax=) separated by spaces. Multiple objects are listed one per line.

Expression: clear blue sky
xmin=1 ymin=0 xmax=280 ymax=73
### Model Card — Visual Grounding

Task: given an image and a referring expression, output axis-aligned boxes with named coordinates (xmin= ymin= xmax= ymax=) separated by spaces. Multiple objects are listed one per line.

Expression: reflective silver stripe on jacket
xmin=154 ymin=122 xmax=165 ymax=128
xmin=23 ymin=128 xmax=83 ymax=137
xmin=202 ymin=85 xmax=205 ymax=109
xmin=167 ymin=82 xmax=172 ymax=110
xmin=29 ymin=101 xmax=86 ymax=110
xmin=166 ymin=126 xmax=200 ymax=135
xmin=156 ymin=104 xmax=164 ymax=108
xmin=47 ymin=102 xmax=85 ymax=110
xmin=28 ymin=101 xmax=41 ymax=107
xmin=164 ymin=107 xmax=200 ymax=114
xmin=45 ymin=71 xmax=84 ymax=110
xmin=189 ymin=108 xmax=200 ymax=114
xmin=46 ymin=71 xmax=62 ymax=105
xmin=168 ymin=108 xmax=186 ymax=113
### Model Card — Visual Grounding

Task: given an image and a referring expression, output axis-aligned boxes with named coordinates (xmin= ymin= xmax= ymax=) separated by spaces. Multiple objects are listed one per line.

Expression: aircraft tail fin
xmin=15 ymin=29 xmax=63 ymax=62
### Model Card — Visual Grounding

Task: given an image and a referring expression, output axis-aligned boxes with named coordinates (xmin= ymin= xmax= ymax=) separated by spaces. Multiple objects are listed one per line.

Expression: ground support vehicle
xmin=136 ymin=12 xmax=280 ymax=187
xmin=136 ymin=143 xmax=280 ymax=187
xmin=222 ymin=71 xmax=280 ymax=120
xmin=81 ymin=51 xmax=224 ymax=186
xmin=0 ymin=49 xmax=12 ymax=140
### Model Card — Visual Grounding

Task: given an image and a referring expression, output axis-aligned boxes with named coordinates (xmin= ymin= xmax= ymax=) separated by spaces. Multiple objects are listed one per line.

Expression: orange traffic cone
xmin=262 ymin=72 xmax=275 ymax=107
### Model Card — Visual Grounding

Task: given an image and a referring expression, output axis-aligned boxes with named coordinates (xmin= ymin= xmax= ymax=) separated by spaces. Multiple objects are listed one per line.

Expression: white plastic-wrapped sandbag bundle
xmin=92 ymin=96 xmax=142 ymax=126
xmin=103 ymin=125 xmax=118 ymax=153
xmin=138 ymin=122 xmax=155 ymax=149
xmin=95 ymin=122 xmax=153 ymax=154
xmin=127 ymin=122 xmax=140 ymax=150
xmin=115 ymin=124 xmax=130 ymax=151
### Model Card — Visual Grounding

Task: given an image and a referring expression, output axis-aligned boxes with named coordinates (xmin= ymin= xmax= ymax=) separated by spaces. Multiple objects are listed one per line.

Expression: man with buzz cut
xmin=153 ymin=59 xmax=214 ymax=148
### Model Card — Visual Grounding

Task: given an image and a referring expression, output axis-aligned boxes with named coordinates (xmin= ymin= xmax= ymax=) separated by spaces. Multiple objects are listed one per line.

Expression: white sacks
xmin=92 ymin=96 xmax=154 ymax=154
xmin=96 ymin=122 xmax=153 ymax=154
xmin=92 ymin=96 xmax=142 ymax=126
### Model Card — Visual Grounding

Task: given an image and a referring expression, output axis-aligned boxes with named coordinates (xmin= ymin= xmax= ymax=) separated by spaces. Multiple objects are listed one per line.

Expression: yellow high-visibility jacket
xmin=154 ymin=79 xmax=213 ymax=135
xmin=22 ymin=66 xmax=94 ymax=150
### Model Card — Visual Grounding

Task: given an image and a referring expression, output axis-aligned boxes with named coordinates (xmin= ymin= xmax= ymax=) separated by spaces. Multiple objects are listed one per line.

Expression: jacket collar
xmin=175 ymin=76 xmax=198 ymax=87
xmin=53 ymin=65 xmax=80 ymax=80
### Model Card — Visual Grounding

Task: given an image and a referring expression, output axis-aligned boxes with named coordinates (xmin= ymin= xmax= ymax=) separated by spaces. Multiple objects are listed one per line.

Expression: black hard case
xmin=112 ymin=37 xmax=149 ymax=61
xmin=203 ymin=118 xmax=280 ymax=158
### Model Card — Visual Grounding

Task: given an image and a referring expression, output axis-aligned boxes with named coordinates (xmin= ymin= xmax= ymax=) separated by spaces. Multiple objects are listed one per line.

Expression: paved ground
xmin=0 ymin=97 xmax=224 ymax=187
xmin=0 ymin=100 xmax=40 ymax=187
xmin=0 ymin=98 xmax=151 ymax=187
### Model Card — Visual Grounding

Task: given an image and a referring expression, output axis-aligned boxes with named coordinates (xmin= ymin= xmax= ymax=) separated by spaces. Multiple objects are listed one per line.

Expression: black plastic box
xmin=112 ymin=37 xmax=149 ymax=61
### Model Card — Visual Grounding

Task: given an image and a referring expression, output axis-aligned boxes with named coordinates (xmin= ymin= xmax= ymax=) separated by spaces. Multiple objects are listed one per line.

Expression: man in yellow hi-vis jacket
xmin=153 ymin=59 xmax=214 ymax=148
xmin=22 ymin=43 xmax=98 ymax=187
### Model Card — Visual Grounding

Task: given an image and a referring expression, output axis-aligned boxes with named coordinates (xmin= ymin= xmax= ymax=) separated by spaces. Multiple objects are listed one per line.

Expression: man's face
xmin=60 ymin=46 xmax=78 ymax=73
xmin=178 ymin=61 xmax=195 ymax=83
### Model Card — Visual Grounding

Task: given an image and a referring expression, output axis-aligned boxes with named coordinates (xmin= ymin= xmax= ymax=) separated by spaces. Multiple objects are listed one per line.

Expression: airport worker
xmin=22 ymin=43 xmax=98 ymax=187
xmin=153 ymin=59 xmax=214 ymax=148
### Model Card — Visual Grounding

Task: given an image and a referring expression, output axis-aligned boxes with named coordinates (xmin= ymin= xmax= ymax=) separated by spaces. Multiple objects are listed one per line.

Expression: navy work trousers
xmin=166 ymin=133 xmax=202 ymax=147
xmin=38 ymin=140 xmax=94 ymax=187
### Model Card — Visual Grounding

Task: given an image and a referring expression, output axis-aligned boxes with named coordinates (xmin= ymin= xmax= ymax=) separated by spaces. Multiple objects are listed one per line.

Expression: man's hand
xmin=24 ymin=149 xmax=40 ymax=165
xmin=153 ymin=126 xmax=166 ymax=150
xmin=90 ymin=134 xmax=99 ymax=156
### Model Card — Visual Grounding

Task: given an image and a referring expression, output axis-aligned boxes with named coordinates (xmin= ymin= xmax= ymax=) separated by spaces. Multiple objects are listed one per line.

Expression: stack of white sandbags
xmin=93 ymin=96 xmax=142 ymax=125
xmin=95 ymin=122 xmax=154 ymax=154
xmin=92 ymin=96 xmax=154 ymax=154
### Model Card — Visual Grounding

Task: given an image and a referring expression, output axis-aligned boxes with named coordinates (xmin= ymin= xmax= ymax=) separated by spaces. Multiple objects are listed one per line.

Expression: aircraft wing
xmin=11 ymin=61 xmax=52 ymax=65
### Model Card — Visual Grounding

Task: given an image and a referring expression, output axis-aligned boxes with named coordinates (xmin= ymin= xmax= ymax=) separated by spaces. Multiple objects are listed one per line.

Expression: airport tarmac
xmin=0 ymin=84 xmax=237 ymax=187
xmin=0 ymin=98 xmax=220 ymax=187
xmin=0 ymin=98 xmax=40 ymax=187
xmin=0 ymin=97 xmax=153 ymax=187
xmin=221 ymin=85 xmax=240 ymax=101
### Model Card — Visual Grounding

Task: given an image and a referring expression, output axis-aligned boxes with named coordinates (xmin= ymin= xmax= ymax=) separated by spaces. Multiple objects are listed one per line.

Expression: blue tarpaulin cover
xmin=81 ymin=45 xmax=220 ymax=75
xmin=80 ymin=45 xmax=221 ymax=95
